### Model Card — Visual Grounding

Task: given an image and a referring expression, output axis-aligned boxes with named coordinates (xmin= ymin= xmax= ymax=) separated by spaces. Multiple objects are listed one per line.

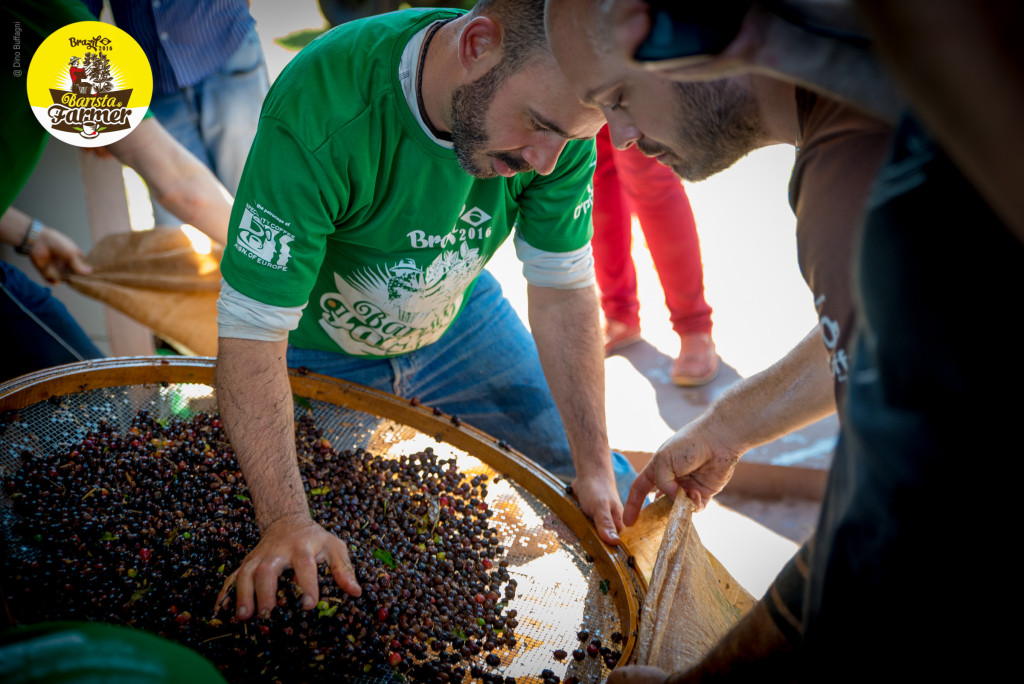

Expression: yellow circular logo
xmin=26 ymin=21 xmax=152 ymax=147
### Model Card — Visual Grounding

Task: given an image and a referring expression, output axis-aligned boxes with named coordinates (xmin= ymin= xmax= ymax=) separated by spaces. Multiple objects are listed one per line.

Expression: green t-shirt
xmin=221 ymin=9 xmax=596 ymax=358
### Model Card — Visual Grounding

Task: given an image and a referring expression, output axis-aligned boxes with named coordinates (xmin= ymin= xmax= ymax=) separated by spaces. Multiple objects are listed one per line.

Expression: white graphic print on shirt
xmin=234 ymin=203 xmax=296 ymax=271
xmin=319 ymin=241 xmax=486 ymax=356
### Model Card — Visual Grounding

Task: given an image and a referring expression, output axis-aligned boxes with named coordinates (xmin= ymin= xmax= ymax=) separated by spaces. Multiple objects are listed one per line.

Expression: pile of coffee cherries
xmin=2 ymin=408 xmax=520 ymax=682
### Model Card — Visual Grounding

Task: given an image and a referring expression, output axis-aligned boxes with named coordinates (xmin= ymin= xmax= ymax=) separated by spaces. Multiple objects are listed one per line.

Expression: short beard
xmin=651 ymin=79 xmax=766 ymax=183
xmin=448 ymin=64 xmax=530 ymax=178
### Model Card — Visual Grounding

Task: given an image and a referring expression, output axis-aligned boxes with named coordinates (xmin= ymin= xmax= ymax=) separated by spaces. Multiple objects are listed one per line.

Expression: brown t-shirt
xmin=789 ymin=88 xmax=891 ymax=405
xmin=766 ymin=91 xmax=892 ymax=643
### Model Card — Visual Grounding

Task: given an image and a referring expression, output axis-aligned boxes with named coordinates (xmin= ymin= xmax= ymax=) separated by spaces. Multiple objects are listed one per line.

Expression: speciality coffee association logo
xmin=26 ymin=22 xmax=152 ymax=147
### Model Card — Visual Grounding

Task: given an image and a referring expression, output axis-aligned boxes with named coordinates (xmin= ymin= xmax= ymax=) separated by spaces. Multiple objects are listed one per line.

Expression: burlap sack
xmin=66 ymin=227 xmax=221 ymax=356
xmin=620 ymin=493 xmax=755 ymax=671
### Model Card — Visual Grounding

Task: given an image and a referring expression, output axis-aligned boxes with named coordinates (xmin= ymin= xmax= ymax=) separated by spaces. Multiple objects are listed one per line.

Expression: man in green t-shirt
xmin=215 ymin=0 xmax=631 ymax=621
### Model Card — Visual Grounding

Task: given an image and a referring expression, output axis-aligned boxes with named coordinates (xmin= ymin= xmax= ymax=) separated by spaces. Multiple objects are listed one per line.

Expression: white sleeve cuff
xmin=513 ymin=233 xmax=596 ymax=290
xmin=216 ymin=279 xmax=306 ymax=342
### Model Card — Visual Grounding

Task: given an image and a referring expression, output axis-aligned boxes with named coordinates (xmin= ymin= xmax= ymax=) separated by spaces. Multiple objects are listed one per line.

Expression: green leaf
xmin=234 ymin=494 xmax=250 ymax=502
xmin=372 ymin=548 xmax=396 ymax=568
xmin=309 ymin=486 xmax=331 ymax=496
xmin=599 ymin=579 xmax=610 ymax=595
xmin=293 ymin=394 xmax=313 ymax=411
xmin=128 ymin=584 xmax=153 ymax=605
xmin=100 ymin=531 xmax=118 ymax=541
xmin=274 ymin=26 xmax=329 ymax=52
xmin=453 ymin=626 xmax=467 ymax=640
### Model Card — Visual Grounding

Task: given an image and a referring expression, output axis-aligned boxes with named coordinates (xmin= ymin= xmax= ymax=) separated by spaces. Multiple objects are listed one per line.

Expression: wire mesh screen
xmin=1 ymin=368 xmax=642 ymax=684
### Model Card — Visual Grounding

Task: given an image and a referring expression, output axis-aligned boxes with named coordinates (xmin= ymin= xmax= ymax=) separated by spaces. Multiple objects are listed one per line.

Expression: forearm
xmin=215 ymin=337 xmax=308 ymax=532
xmin=0 ymin=208 xmax=32 ymax=246
xmin=109 ymin=119 xmax=232 ymax=244
xmin=704 ymin=326 xmax=835 ymax=453
xmin=527 ymin=284 xmax=610 ymax=475
xmin=665 ymin=601 xmax=795 ymax=683
xmin=150 ymin=164 xmax=233 ymax=244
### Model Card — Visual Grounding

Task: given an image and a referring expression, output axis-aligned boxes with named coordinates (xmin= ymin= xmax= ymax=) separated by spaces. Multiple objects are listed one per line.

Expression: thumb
xmin=68 ymin=252 xmax=93 ymax=276
xmin=42 ymin=263 xmax=61 ymax=284
xmin=593 ymin=504 xmax=621 ymax=546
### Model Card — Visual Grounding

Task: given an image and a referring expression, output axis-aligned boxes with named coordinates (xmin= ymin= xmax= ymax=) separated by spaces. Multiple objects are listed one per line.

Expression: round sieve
xmin=0 ymin=358 xmax=644 ymax=683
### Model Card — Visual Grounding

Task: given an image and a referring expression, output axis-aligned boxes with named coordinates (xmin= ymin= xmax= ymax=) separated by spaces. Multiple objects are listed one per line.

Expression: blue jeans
xmin=287 ymin=270 xmax=636 ymax=502
xmin=1 ymin=261 xmax=104 ymax=382
xmin=149 ymin=27 xmax=269 ymax=224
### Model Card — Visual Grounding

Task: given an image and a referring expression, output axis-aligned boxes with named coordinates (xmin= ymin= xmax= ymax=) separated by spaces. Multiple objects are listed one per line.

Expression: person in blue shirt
xmin=83 ymin=0 xmax=269 ymax=226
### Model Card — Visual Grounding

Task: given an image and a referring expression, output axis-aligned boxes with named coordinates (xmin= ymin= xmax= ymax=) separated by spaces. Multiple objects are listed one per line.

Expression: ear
xmin=457 ymin=16 xmax=503 ymax=77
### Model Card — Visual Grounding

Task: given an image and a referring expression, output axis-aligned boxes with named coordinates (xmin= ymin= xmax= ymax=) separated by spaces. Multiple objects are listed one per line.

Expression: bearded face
xmin=448 ymin=64 xmax=532 ymax=179
xmin=637 ymin=79 xmax=767 ymax=183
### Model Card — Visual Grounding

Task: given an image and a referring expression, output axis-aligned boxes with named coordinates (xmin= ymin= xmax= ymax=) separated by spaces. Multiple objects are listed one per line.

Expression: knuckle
xmin=243 ymin=552 xmax=266 ymax=570
xmin=252 ymin=563 xmax=281 ymax=582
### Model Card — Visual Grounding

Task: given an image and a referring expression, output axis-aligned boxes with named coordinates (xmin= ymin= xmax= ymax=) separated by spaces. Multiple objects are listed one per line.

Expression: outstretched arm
xmin=214 ymin=337 xmax=361 ymax=619
xmin=107 ymin=118 xmax=233 ymax=244
xmin=528 ymin=283 xmax=624 ymax=545
xmin=624 ymin=326 xmax=835 ymax=521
